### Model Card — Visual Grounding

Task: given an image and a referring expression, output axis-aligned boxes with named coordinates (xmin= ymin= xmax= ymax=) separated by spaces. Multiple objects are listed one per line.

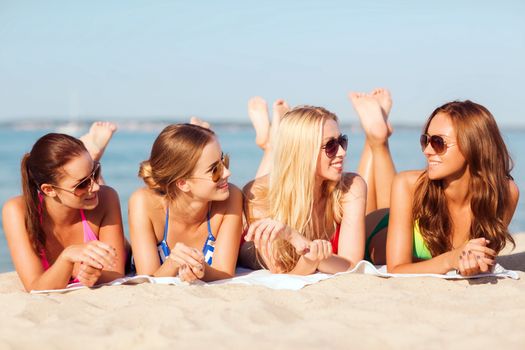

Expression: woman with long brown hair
xmin=387 ymin=100 xmax=519 ymax=275
xmin=2 ymin=124 xmax=126 ymax=291
xmin=129 ymin=123 xmax=242 ymax=282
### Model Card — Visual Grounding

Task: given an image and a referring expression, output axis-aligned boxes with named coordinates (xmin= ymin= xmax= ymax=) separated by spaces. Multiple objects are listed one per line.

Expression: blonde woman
xmin=129 ymin=124 xmax=243 ymax=282
xmin=387 ymin=101 xmax=519 ymax=275
xmin=242 ymin=92 xmax=394 ymax=274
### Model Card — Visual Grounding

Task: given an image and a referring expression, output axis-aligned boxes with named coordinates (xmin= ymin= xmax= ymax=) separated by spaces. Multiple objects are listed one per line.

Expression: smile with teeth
xmin=330 ymin=161 xmax=343 ymax=169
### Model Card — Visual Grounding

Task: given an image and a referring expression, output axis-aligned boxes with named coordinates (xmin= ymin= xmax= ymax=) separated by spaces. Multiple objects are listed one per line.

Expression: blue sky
xmin=1 ymin=0 xmax=524 ymax=125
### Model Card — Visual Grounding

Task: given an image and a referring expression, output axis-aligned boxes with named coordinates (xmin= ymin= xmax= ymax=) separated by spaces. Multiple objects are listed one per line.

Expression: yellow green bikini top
xmin=413 ymin=221 xmax=432 ymax=260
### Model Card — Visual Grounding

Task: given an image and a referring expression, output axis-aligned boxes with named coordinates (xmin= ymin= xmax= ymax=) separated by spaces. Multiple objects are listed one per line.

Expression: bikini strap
xmin=163 ymin=206 xmax=170 ymax=241
xmin=37 ymin=191 xmax=44 ymax=225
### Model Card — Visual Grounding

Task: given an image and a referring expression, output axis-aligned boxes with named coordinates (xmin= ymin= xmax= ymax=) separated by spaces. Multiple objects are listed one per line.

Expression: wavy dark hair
xmin=412 ymin=100 xmax=515 ymax=256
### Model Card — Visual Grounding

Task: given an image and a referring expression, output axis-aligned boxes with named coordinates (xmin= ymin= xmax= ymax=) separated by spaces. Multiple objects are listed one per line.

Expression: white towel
xmin=30 ymin=261 xmax=519 ymax=294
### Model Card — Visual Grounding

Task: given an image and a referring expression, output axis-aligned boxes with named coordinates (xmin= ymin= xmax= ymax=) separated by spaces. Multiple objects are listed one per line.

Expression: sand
xmin=1 ymin=234 xmax=524 ymax=350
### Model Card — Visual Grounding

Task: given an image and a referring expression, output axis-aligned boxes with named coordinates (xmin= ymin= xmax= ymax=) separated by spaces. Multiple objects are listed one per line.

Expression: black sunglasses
xmin=321 ymin=135 xmax=348 ymax=158
xmin=420 ymin=134 xmax=456 ymax=155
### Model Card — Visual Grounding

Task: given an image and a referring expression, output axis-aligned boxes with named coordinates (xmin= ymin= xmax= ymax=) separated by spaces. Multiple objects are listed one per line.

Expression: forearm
xmin=152 ymin=257 xmax=180 ymax=277
xmin=201 ymin=264 xmax=235 ymax=282
xmin=255 ymin=149 xmax=272 ymax=178
xmin=27 ymin=255 xmax=74 ymax=291
xmin=97 ymin=270 xmax=125 ymax=283
xmin=388 ymin=252 xmax=454 ymax=274
xmin=288 ymin=257 xmax=318 ymax=275
xmin=318 ymin=255 xmax=354 ymax=274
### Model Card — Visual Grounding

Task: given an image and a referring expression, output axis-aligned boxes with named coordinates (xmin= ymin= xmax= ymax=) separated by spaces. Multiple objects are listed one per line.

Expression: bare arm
xmin=330 ymin=174 xmax=367 ymax=267
xmin=387 ymin=171 xmax=457 ymax=274
xmin=3 ymin=197 xmax=113 ymax=291
xmin=128 ymin=188 xmax=178 ymax=277
xmin=201 ymin=184 xmax=243 ymax=281
xmin=95 ymin=186 xmax=126 ymax=282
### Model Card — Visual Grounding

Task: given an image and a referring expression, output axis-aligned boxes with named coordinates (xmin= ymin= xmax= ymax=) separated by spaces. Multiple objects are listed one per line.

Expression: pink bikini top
xmin=40 ymin=209 xmax=98 ymax=282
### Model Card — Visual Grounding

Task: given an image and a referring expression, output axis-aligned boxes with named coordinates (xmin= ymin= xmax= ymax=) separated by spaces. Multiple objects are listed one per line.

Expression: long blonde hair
xmin=412 ymin=100 xmax=515 ymax=256
xmin=139 ymin=123 xmax=215 ymax=200
xmin=268 ymin=106 xmax=346 ymax=271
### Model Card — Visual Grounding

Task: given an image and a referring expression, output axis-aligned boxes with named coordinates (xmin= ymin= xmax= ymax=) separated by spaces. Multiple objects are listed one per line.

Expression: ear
xmin=40 ymin=184 xmax=57 ymax=197
xmin=175 ymin=179 xmax=191 ymax=193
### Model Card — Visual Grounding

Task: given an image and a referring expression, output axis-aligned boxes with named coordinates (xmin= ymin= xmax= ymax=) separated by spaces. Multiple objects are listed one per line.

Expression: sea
xmin=1 ymin=120 xmax=524 ymax=272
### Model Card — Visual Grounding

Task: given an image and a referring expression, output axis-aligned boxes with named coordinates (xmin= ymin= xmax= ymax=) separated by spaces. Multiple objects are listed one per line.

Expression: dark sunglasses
xmin=321 ymin=135 xmax=348 ymax=158
xmin=52 ymin=162 xmax=101 ymax=196
xmin=419 ymin=134 xmax=456 ymax=155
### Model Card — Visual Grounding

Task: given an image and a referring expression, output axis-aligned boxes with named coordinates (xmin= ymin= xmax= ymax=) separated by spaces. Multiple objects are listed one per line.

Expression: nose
xmin=336 ymin=144 xmax=347 ymax=158
xmin=90 ymin=179 xmax=101 ymax=193
xmin=222 ymin=165 xmax=232 ymax=179
xmin=422 ymin=141 xmax=436 ymax=156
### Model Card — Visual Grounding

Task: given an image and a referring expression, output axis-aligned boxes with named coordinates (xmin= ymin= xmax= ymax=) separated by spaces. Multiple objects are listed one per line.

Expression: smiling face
xmin=423 ymin=112 xmax=468 ymax=181
xmin=49 ymin=151 xmax=101 ymax=209
xmin=186 ymin=137 xmax=231 ymax=201
xmin=316 ymin=119 xmax=346 ymax=182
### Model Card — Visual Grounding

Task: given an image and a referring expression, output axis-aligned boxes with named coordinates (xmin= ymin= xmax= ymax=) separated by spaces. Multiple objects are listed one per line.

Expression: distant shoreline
xmin=1 ymin=119 xmax=525 ymax=132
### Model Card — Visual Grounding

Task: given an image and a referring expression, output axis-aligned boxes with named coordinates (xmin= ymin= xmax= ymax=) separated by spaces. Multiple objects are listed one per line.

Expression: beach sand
xmin=1 ymin=234 xmax=524 ymax=350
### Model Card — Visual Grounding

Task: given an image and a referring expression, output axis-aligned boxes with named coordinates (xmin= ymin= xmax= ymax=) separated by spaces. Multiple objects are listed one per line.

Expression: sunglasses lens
xmin=211 ymin=163 xmax=222 ymax=183
xmin=420 ymin=134 xmax=447 ymax=154
xmin=430 ymin=136 xmax=446 ymax=154
xmin=420 ymin=135 xmax=429 ymax=151
xmin=73 ymin=163 xmax=100 ymax=195
xmin=340 ymin=135 xmax=348 ymax=151
xmin=223 ymin=154 xmax=230 ymax=169
xmin=324 ymin=139 xmax=339 ymax=158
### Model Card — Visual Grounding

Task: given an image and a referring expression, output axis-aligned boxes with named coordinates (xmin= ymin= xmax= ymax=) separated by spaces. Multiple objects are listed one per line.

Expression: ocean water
xmin=1 ymin=123 xmax=524 ymax=272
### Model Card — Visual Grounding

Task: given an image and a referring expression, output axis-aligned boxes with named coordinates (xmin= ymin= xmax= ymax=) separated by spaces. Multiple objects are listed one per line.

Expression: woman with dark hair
xmin=2 ymin=129 xmax=126 ymax=291
xmin=387 ymin=100 xmax=519 ymax=275
xmin=129 ymin=123 xmax=243 ymax=282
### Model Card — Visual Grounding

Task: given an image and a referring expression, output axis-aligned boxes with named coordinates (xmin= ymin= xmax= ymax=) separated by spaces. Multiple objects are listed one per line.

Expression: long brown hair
xmin=21 ymin=133 xmax=87 ymax=253
xmin=412 ymin=100 xmax=514 ymax=256
xmin=138 ymin=123 xmax=215 ymax=200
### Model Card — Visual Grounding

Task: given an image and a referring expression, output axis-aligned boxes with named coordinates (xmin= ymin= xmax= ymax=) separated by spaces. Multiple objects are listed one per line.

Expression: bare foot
xmin=79 ymin=121 xmax=117 ymax=161
xmin=370 ymin=88 xmax=393 ymax=136
xmin=271 ymin=99 xmax=290 ymax=131
xmin=248 ymin=96 xmax=270 ymax=150
xmin=348 ymin=92 xmax=389 ymax=146
xmin=190 ymin=116 xmax=211 ymax=129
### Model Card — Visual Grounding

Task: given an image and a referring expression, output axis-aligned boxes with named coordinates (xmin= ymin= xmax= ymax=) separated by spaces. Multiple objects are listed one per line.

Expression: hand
xmin=168 ymin=243 xmax=205 ymax=277
xmin=453 ymin=238 xmax=495 ymax=276
xmin=76 ymin=263 xmax=103 ymax=287
xmin=178 ymin=264 xmax=204 ymax=283
xmin=303 ymin=240 xmax=332 ymax=265
xmin=62 ymin=240 xmax=117 ymax=270
xmin=246 ymin=218 xmax=310 ymax=256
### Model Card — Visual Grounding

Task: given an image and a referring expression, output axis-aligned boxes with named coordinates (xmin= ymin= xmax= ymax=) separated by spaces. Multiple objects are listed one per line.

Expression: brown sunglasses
xmin=51 ymin=162 xmax=101 ymax=196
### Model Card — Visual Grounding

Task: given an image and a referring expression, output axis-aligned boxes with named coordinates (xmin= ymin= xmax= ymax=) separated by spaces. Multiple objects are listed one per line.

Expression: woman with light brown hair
xmin=387 ymin=100 xmax=519 ymax=275
xmin=129 ymin=123 xmax=243 ymax=282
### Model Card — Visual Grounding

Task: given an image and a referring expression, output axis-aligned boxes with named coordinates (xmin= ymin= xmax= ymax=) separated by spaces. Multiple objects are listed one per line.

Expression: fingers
xmin=84 ymin=242 xmax=117 ymax=269
xmin=178 ymin=264 xmax=200 ymax=283
xmin=77 ymin=264 xmax=102 ymax=286
xmin=170 ymin=243 xmax=205 ymax=270
xmin=304 ymin=240 xmax=332 ymax=262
